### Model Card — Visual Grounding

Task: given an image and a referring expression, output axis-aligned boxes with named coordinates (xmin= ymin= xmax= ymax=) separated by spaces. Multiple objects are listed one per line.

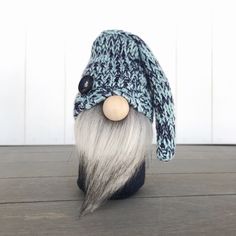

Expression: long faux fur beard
xmin=74 ymin=103 xmax=153 ymax=217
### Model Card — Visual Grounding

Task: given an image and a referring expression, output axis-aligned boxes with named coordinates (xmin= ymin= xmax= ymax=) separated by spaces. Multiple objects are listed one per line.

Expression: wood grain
xmin=0 ymin=145 xmax=235 ymax=235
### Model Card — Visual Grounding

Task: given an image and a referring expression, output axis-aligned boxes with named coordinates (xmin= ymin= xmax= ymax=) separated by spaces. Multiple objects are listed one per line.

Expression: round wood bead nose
xmin=102 ymin=95 xmax=129 ymax=121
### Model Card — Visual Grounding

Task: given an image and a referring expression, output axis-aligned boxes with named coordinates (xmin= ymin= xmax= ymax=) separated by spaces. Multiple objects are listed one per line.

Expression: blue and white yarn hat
xmin=74 ymin=29 xmax=176 ymax=162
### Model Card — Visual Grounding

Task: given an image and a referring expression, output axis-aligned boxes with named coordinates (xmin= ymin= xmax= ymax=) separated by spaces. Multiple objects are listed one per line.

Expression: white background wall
xmin=0 ymin=0 xmax=235 ymax=145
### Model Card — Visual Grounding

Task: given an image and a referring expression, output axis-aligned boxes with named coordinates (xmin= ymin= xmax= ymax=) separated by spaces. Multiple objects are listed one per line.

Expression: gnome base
xmin=77 ymin=161 xmax=145 ymax=200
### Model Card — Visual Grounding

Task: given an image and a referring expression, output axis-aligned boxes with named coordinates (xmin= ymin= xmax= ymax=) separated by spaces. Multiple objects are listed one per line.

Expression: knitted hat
xmin=74 ymin=29 xmax=176 ymax=162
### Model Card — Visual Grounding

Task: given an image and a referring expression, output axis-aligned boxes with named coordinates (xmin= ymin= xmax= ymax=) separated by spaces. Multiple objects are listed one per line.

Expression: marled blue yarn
xmin=74 ymin=30 xmax=176 ymax=162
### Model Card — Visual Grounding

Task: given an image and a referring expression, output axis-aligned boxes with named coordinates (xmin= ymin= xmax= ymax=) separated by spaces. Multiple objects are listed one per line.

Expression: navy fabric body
xmin=77 ymin=161 xmax=145 ymax=199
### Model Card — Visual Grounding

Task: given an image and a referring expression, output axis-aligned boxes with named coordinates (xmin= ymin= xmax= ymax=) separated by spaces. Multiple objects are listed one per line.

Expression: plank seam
xmin=1 ymin=193 xmax=236 ymax=205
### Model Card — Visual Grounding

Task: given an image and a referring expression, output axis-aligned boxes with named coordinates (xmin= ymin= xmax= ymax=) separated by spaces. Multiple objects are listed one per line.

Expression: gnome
xmin=73 ymin=30 xmax=176 ymax=217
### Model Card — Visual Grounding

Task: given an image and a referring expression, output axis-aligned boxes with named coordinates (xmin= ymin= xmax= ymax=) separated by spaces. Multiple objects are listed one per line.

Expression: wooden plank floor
xmin=0 ymin=145 xmax=236 ymax=236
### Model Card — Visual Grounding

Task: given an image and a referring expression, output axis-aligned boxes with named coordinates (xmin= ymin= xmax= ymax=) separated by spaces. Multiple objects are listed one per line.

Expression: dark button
xmin=78 ymin=75 xmax=94 ymax=94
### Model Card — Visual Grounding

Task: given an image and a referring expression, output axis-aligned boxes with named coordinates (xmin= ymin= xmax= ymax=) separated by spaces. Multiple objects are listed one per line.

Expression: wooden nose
xmin=102 ymin=95 xmax=129 ymax=121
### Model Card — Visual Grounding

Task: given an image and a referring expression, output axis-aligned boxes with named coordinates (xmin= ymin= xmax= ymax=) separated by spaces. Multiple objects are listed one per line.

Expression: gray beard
xmin=74 ymin=104 xmax=153 ymax=217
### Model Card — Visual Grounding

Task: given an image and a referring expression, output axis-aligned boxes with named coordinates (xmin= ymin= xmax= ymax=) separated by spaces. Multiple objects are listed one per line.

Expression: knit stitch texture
xmin=74 ymin=30 xmax=176 ymax=161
